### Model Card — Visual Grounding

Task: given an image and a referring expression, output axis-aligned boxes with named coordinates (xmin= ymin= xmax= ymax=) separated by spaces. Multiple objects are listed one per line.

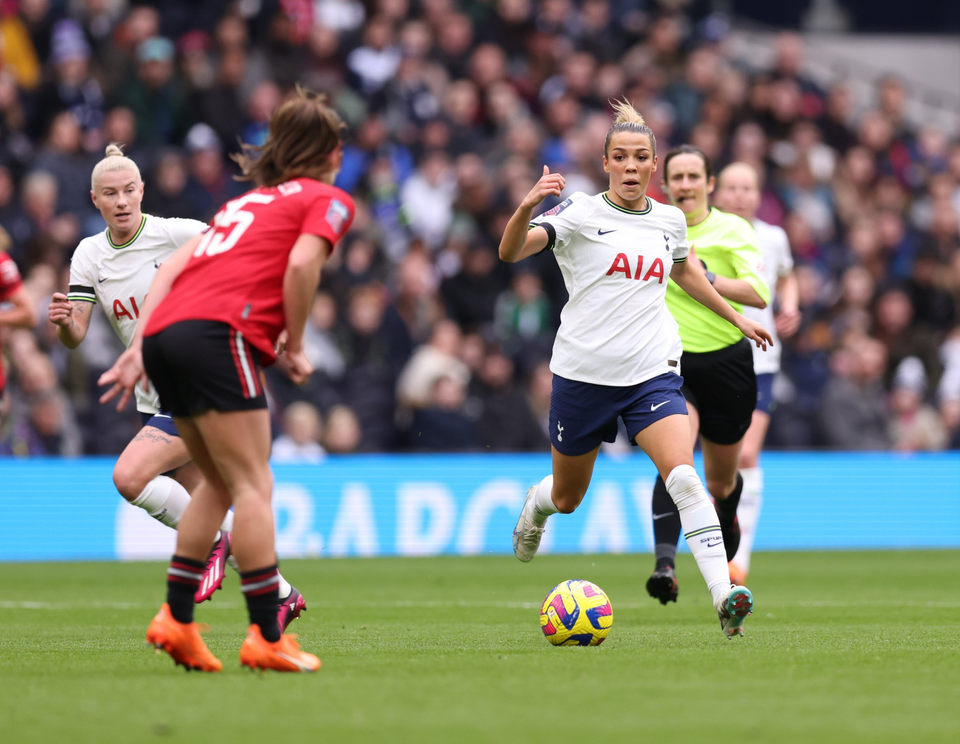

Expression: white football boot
xmin=716 ymin=584 xmax=753 ymax=639
xmin=512 ymin=485 xmax=545 ymax=562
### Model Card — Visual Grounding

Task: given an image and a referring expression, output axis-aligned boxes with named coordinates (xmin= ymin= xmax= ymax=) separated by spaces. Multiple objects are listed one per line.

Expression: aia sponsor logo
xmin=605 ymin=253 xmax=665 ymax=284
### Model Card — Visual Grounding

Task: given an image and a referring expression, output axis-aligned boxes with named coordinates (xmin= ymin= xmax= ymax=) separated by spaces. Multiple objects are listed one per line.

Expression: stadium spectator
xmin=271 ymin=402 xmax=327 ymax=463
xmin=817 ymin=336 xmax=893 ymax=449
xmin=117 ymin=36 xmax=189 ymax=147
xmin=0 ymin=1 xmax=958 ymax=454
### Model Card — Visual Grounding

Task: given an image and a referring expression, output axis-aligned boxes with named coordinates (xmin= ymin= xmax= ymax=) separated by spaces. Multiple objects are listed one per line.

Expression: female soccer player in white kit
xmin=48 ymin=146 xmax=305 ymax=628
xmin=712 ymin=162 xmax=800 ymax=583
xmin=499 ymin=101 xmax=773 ymax=637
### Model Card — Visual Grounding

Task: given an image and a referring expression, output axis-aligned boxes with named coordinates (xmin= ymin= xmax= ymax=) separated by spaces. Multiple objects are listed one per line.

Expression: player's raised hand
xmin=521 ymin=165 xmax=566 ymax=210
xmin=284 ymin=348 xmax=314 ymax=386
xmin=98 ymin=345 xmax=148 ymax=411
xmin=734 ymin=314 xmax=774 ymax=351
xmin=48 ymin=292 xmax=73 ymax=327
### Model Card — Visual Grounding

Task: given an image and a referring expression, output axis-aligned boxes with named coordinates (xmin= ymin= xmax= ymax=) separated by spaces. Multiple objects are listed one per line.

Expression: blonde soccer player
xmin=48 ymin=146 xmax=306 ymax=627
xmin=100 ymin=89 xmax=354 ymax=671
xmin=500 ymin=100 xmax=772 ymax=637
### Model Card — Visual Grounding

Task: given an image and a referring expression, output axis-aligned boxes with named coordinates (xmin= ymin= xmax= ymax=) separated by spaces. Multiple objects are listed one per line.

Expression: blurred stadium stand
xmin=1 ymin=0 xmax=959 ymax=456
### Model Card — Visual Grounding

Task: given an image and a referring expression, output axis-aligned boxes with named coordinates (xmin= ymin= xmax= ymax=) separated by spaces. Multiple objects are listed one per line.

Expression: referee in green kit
xmin=646 ymin=145 xmax=771 ymax=605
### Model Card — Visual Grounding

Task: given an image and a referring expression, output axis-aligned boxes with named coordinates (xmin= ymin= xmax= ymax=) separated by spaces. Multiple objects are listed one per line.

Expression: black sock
xmin=652 ymin=475 xmax=682 ymax=569
xmin=241 ymin=564 xmax=281 ymax=642
xmin=716 ymin=472 xmax=744 ymax=522
xmin=167 ymin=555 xmax=205 ymax=624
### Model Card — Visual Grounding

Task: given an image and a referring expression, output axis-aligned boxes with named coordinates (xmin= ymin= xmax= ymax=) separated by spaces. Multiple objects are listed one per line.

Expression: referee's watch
xmin=705 ymin=270 xmax=717 ymax=285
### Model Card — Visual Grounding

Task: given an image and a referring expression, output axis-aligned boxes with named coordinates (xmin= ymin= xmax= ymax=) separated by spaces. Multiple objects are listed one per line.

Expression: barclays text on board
xmin=0 ymin=452 xmax=958 ymax=561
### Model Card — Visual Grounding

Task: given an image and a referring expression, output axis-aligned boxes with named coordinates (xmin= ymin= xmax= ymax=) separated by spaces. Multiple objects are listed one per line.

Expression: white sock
xmin=220 ymin=509 xmax=234 ymax=533
xmin=278 ymin=574 xmax=292 ymax=599
xmin=732 ymin=466 xmax=763 ymax=573
xmin=130 ymin=475 xmax=191 ymax=528
xmin=532 ymin=474 xmax=557 ymax=526
xmin=666 ymin=464 xmax=730 ymax=605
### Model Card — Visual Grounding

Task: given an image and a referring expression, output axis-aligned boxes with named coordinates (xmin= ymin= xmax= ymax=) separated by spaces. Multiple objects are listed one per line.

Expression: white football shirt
xmin=67 ymin=215 xmax=208 ymax=413
xmin=742 ymin=218 xmax=794 ymax=374
xmin=531 ymin=192 xmax=689 ymax=386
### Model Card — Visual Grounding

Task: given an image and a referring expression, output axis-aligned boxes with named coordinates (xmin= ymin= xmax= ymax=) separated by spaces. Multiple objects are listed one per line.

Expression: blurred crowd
xmin=1 ymin=0 xmax=959 ymax=456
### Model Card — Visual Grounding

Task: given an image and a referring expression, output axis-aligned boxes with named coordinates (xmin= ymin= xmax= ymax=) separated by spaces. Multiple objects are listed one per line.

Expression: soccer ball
xmin=539 ymin=580 xmax=613 ymax=646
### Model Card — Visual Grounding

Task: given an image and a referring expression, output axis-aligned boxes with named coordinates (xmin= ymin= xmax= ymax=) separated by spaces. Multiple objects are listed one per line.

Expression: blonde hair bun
xmin=91 ymin=143 xmax=142 ymax=190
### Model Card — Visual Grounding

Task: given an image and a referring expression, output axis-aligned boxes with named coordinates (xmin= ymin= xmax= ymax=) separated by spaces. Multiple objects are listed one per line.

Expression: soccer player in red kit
xmin=100 ymin=88 xmax=354 ymax=673
xmin=1 ymin=241 xmax=38 ymax=419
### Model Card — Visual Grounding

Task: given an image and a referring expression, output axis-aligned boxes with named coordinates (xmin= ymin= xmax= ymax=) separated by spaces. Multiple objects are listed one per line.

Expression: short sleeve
xmin=162 ymin=217 xmax=209 ymax=248
xmin=67 ymin=243 xmax=97 ymax=304
xmin=0 ymin=251 xmax=22 ymax=299
xmin=302 ymin=189 xmax=355 ymax=251
xmin=730 ymin=221 xmax=770 ymax=305
xmin=671 ymin=212 xmax=690 ymax=263
xmin=529 ymin=193 xmax=589 ymax=252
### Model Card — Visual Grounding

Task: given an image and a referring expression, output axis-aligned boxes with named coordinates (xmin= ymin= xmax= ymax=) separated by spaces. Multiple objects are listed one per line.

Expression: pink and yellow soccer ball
xmin=539 ymin=580 xmax=613 ymax=646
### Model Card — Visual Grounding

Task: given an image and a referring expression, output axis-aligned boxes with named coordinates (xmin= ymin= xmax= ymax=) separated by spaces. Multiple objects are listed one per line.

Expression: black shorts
xmin=680 ymin=338 xmax=756 ymax=445
xmin=143 ymin=320 xmax=267 ymax=418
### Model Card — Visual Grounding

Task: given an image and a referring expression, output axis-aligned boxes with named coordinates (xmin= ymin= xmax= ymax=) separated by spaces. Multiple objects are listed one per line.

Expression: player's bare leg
xmin=184 ymin=410 xmax=318 ymax=671
xmin=113 ymin=425 xmax=234 ymax=601
xmin=731 ymin=410 xmax=770 ymax=583
xmin=144 ymin=416 xmax=231 ymax=671
xmin=513 ymin=445 xmax=601 ymax=562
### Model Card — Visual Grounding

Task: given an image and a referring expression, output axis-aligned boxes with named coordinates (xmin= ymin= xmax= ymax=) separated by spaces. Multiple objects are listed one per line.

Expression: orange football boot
xmin=145 ymin=603 xmax=222 ymax=672
xmin=239 ymin=625 xmax=320 ymax=672
xmin=728 ymin=561 xmax=748 ymax=586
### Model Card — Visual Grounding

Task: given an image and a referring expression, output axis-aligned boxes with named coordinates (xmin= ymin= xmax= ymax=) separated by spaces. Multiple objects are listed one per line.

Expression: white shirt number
xmin=194 ymin=193 xmax=276 ymax=257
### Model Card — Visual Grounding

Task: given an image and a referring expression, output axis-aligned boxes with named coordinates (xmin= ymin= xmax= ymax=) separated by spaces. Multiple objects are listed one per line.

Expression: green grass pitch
xmin=1 ymin=551 xmax=959 ymax=744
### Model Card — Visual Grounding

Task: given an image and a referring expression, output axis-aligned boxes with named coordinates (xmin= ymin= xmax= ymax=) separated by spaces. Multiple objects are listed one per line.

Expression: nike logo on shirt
xmin=652 ymin=513 xmax=673 ymax=520
xmin=650 ymin=401 xmax=669 ymax=411
xmin=597 ymin=229 xmax=616 ymax=236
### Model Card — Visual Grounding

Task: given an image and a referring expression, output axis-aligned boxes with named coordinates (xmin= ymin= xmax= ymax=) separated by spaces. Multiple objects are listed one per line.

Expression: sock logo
xmin=703 ymin=537 xmax=723 ymax=548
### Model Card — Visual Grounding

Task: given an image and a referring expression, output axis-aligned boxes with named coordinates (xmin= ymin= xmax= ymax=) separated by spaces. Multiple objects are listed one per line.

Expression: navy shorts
xmin=755 ymin=373 xmax=776 ymax=415
xmin=549 ymin=372 xmax=688 ymax=456
xmin=139 ymin=410 xmax=179 ymax=437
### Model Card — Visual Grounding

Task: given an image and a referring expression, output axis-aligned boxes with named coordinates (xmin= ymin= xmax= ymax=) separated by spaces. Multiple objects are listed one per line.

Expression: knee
xmin=551 ymin=483 xmax=586 ymax=514
xmin=665 ymin=464 xmax=708 ymax=510
xmin=229 ymin=467 xmax=274 ymax=505
xmin=739 ymin=447 xmax=760 ymax=469
xmin=113 ymin=462 xmax=151 ymax=502
xmin=706 ymin=476 xmax=737 ymax=500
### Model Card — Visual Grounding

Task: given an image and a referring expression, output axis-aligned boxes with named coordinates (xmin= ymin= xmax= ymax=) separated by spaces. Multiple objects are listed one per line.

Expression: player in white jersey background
xmin=712 ymin=162 xmax=800 ymax=584
xmin=47 ymin=146 xmax=306 ymax=629
xmin=500 ymin=100 xmax=772 ymax=637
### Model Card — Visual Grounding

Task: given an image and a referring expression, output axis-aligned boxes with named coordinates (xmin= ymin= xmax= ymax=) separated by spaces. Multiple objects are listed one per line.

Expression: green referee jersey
xmin=666 ymin=208 xmax=770 ymax=353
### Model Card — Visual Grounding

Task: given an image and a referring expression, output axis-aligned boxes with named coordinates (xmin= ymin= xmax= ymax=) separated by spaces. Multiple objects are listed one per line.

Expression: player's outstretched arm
xmin=499 ymin=165 xmax=564 ymax=263
xmin=687 ymin=245 xmax=766 ymax=309
xmin=672 ymin=258 xmax=772 ymax=350
xmin=48 ymin=293 xmax=92 ymax=349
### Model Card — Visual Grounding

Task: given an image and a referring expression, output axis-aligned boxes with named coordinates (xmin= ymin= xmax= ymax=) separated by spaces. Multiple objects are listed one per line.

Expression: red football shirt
xmin=0 ymin=250 xmax=24 ymax=391
xmin=146 ymin=178 xmax=354 ymax=364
